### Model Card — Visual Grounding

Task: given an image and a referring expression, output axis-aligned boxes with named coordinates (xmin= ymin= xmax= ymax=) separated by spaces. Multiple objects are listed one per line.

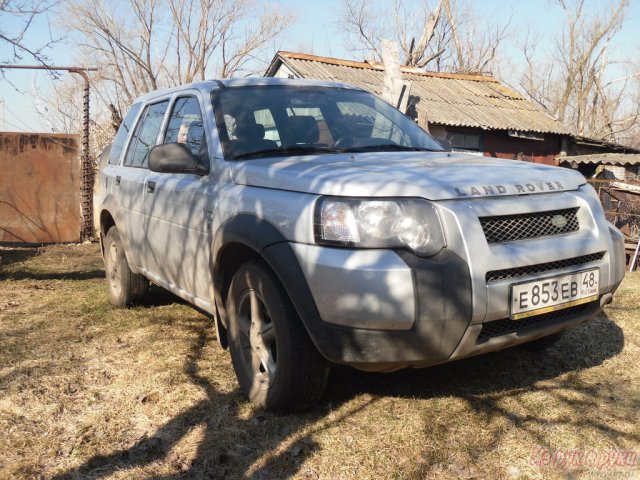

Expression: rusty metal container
xmin=0 ymin=132 xmax=81 ymax=243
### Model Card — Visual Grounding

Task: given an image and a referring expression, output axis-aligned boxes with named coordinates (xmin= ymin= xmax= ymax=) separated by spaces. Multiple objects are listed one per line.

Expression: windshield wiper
xmin=233 ymin=145 xmax=344 ymax=160
xmin=342 ymin=144 xmax=440 ymax=153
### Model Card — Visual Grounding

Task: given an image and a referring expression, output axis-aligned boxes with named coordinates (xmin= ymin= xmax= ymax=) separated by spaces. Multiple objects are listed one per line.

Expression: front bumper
xmin=273 ymin=243 xmax=617 ymax=371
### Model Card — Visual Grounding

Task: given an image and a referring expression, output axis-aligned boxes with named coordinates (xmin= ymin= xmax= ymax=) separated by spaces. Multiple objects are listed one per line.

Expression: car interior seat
xmin=230 ymin=116 xmax=278 ymax=157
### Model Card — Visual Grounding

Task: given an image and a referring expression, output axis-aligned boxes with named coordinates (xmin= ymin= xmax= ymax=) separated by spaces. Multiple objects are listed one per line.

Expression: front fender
xmin=210 ymin=215 xmax=291 ymax=322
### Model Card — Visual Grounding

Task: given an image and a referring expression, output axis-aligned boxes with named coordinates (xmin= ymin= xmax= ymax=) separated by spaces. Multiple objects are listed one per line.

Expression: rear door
xmin=101 ymin=103 xmax=142 ymax=198
xmin=143 ymin=92 xmax=212 ymax=304
xmin=116 ymin=100 xmax=170 ymax=268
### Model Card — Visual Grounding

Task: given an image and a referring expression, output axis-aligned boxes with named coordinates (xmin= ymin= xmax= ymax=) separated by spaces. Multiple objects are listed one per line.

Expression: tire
xmin=227 ymin=259 xmax=329 ymax=411
xmin=520 ymin=331 xmax=565 ymax=352
xmin=103 ymin=226 xmax=149 ymax=307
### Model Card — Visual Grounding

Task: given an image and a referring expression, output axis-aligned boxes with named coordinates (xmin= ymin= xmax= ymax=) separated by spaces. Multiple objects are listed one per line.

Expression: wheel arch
xmin=211 ymin=215 xmax=289 ymax=328
xmin=211 ymin=214 xmax=348 ymax=365
xmin=98 ymin=208 xmax=137 ymax=272
xmin=99 ymin=209 xmax=117 ymax=257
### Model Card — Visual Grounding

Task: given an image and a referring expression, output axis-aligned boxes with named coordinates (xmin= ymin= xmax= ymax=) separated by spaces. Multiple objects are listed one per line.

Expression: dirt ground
xmin=0 ymin=243 xmax=638 ymax=479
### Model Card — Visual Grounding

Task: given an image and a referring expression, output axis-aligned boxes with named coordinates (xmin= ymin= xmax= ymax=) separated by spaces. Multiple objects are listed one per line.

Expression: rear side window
xmin=124 ymin=100 xmax=170 ymax=168
xmin=108 ymin=103 xmax=141 ymax=165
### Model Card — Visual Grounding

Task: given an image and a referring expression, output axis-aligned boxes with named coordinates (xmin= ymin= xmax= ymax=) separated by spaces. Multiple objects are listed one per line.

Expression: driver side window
xmin=164 ymin=96 xmax=208 ymax=165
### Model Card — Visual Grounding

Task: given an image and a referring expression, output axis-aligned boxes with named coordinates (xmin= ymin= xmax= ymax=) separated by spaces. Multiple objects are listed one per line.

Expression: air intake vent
xmin=486 ymin=252 xmax=605 ymax=283
xmin=477 ymin=302 xmax=594 ymax=342
xmin=480 ymin=208 xmax=579 ymax=244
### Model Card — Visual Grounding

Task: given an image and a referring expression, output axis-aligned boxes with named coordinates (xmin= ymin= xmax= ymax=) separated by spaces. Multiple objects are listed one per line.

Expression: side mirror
xmin=436 ymin=137 xmax=452 ymax=152
xmin=148 ymin=143 xmax=209 ymax=176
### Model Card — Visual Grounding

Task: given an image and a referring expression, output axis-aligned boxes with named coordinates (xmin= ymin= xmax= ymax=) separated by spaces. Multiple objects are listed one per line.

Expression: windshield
xmin=211 ymin=85 xmax=444 ymax=160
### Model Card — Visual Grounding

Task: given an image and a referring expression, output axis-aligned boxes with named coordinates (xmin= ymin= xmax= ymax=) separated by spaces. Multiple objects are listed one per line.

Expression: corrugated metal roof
xmin=266 ymin=51 xmax=569 ymax=135
xmin=557 ymin=153 xmax=640 ymax=166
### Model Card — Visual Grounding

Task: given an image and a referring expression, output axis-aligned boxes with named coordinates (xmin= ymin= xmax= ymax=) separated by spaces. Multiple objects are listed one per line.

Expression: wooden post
xmin=630 ymin=238 xmax=640 ymax=272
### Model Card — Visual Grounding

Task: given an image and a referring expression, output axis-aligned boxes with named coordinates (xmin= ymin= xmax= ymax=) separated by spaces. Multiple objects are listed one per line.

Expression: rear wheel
xmin=103 ymin=226 xmax=149 ymax=307
xmin=227 ymin=260 xmax=329 ymax=411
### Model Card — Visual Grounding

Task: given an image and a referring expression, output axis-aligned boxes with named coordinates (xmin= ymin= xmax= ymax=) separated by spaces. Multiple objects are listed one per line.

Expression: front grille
xmin=486 ymin=252 xmax=605 ymax=283
xmin=477 ymin=302 xmax=593 ymax=342
xmin=480 ymin=208 xmax=580 ymax=243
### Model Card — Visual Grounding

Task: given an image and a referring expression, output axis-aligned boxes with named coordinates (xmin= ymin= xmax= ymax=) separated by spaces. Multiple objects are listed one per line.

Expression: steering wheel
xmin=332 ymin=135 xmax=355 ymax=149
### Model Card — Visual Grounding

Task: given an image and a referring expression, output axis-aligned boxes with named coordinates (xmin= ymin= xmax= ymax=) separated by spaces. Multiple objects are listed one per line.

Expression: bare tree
xmin=441 ymin=0 xmax=510 ymax=74
xmin=166 ymin=0 xmax=293 ymax=82
xmin=66 ymin=0 xmax=166 ymax=107
xmin=338 ymin=0 xmax=441 ymax=68
xmin=519 ymin=0 xmax=638 ymax=143
xmin=0 ymin=0 xmax=59 ymax=65
xmin=31 ymin=75 xmax=114 ymax=157
xmin=337 ymin=0 xmax=509 ymax=73
xmin=63 ymin=0 xmax=295 ymax=114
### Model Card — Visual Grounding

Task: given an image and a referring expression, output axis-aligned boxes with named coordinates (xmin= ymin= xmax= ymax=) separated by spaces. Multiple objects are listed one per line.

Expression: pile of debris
xmin=593 ymin=180 xmax=640 ymax=271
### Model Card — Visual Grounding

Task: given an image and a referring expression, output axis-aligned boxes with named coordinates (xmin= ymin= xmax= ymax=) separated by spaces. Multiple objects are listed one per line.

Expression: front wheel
xmin=227 ymin=260 xmax=329 ymax=411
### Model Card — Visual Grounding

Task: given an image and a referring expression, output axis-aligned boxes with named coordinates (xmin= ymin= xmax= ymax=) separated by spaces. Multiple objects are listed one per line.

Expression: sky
xmin=0 ymin=0 xmax=639 ymax=132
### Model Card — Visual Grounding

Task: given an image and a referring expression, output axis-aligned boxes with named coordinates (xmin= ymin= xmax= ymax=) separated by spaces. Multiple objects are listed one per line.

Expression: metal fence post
xmin=71 ymin=69 xmax=94 ymax=242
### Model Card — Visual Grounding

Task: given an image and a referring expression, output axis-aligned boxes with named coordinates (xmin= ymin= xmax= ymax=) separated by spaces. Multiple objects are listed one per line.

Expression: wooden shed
xmin=556 ymin=153 xmax=640 ymax=182
xmin=265 ymin=51 xmax=570 ymax=165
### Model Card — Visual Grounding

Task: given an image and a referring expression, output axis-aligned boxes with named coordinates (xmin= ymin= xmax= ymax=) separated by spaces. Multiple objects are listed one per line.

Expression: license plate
xmin=510 ymin=269 xmax=599 ymax=320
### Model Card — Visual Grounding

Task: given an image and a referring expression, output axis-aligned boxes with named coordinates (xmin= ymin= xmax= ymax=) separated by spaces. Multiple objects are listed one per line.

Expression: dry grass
xmin=0 ymin=243 xmax=638 ymax=479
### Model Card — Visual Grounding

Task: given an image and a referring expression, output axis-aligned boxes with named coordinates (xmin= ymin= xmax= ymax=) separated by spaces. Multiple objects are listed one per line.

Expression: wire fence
xmin=589 ymin=180 xmax=640 ymax=237
xmin=588 ymin=179 xmax=640 ymax=270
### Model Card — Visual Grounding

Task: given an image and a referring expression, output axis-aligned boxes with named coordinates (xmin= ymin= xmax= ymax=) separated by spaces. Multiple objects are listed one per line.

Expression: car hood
xmin=229 ymin=151 xmax=586 ymax=200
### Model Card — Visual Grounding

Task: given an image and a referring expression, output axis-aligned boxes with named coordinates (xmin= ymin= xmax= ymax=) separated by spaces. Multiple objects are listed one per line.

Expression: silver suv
xmin=98 ymin=78 xmax=626 ymax=411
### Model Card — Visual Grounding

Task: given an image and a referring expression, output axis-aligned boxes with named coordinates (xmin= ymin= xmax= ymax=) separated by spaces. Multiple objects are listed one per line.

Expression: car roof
xmin=134 ymin=77 xmax=366 ymax=104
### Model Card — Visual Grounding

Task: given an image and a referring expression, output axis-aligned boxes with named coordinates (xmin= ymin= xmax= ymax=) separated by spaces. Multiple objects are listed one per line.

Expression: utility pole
xmin=0 ymin=64 xmax=99 ymax=241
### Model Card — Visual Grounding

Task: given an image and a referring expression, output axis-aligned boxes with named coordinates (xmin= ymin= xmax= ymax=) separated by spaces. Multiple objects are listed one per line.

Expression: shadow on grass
xmin=0 ymin=269 xmax=106 ymax=281
xmin=137 ymin=285 xmax=188 ymax=309
xmin=50 ymin=316 xmax=361 ymax=480
xmin=51 ymin=311 xmax=628 ymax=479
xmin=0 ymin=246 xmax=43 ymax=269
xmin=0 ymin=245 xmax=105 ymax=281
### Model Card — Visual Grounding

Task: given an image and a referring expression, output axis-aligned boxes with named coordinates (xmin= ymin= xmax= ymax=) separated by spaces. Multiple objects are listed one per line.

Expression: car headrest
xmin=287 ymin=116 xmax=319 ymax=144
xmin=186 ymin=121 xmax=203 ymax=145
xmin=235 ymin=117 xmax=265 ymax=141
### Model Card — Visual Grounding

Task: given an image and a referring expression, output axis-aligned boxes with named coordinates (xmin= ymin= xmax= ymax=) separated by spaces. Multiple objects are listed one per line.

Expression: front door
xmin=143 ymin=94 xmax=213 ymax=305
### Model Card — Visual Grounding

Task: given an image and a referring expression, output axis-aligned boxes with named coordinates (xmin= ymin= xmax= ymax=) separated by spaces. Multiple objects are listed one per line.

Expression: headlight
xmin=315 ymin=197 xmax=446 ymax=256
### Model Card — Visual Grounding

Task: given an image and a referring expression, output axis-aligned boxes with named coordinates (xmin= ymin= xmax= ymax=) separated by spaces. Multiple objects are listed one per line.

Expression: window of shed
xmin=447 ymin=132 xmax=482 ymax=152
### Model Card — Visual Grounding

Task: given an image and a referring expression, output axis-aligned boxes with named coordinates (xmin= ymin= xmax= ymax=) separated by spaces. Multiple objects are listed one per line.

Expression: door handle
xmin=115 ymin=175 xmax=121 ymax=185
xmin=147 ymin=181 xmax=156 ymax=194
